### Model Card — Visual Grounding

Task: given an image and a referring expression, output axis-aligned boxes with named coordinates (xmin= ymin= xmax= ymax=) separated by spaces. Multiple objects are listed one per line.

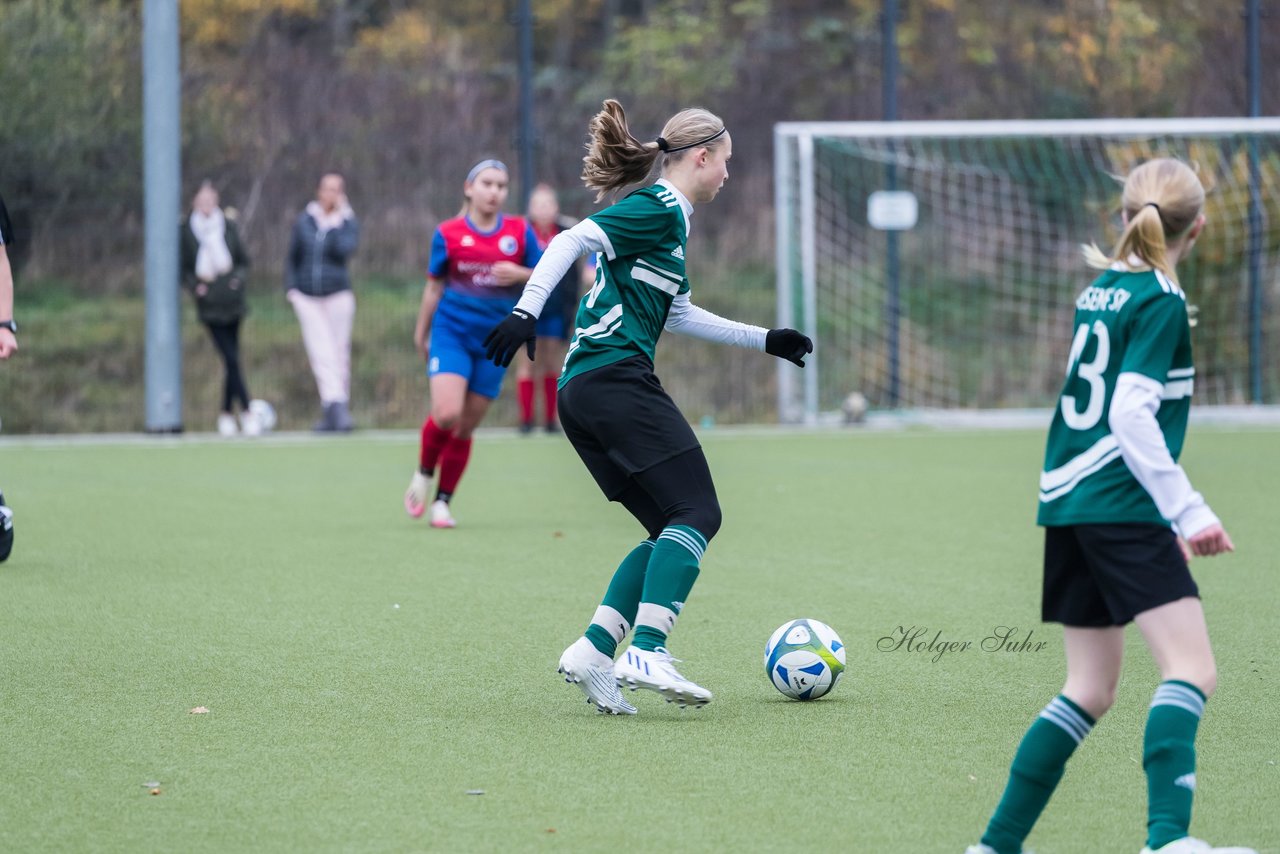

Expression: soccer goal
xmin=773 ymin=118 xmax=1280 ymax=424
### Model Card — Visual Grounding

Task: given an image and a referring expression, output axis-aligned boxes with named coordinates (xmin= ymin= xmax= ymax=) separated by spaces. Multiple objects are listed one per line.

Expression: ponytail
xmin=581 ymin=100 xmax=664 ymax=202
xmin=581 ymin=100 xmax=727 ymax=202
xmin=1082 ymin=159 xmax=1204 ymax=283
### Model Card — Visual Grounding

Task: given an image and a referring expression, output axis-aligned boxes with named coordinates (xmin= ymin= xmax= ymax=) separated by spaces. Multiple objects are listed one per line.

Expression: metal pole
xmin=882 ymin=0 xmax=901 ymax=407
xmin=516 ymin=0 xmax=535 ymax=209
xmin=1246 ymin=0 xmax=1264 ymax=403
xmin=143 ymin=0 xmax=182 ymax=432
xmin=799 ymin=134 xmax=820 ymax=424
xmin=774 ymin=127 xmax=796 ymax=423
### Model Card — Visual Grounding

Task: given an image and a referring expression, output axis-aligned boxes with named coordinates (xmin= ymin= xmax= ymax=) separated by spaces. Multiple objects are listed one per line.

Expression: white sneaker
xmin=404 ymin=471 xmax=430 ymax=519
xmin=428 ymin=498 xmax=455 ymax=529
xmin=965 ymin=846 xmax=1004 ymax=854
xmin=1140 ymin=838 xmax=1257 ymax=854
xmin=614 ymin=646 xmax=712 ymax=708
xmin=240 ymin=409 xmax=263 ymax=437
xmin=216 ymin=413 xmax=238 ymax=437
xmin=557 ymin=637 xmax=637 ymax=715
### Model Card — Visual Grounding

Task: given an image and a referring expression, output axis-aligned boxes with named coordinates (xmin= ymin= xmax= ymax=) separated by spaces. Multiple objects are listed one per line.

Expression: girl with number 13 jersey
xmin=968 ymin=159 xmax=1252 ymax=854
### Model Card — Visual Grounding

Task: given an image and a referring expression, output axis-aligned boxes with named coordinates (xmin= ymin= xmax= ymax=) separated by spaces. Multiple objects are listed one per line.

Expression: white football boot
xmin=964 ymin=844 xmax=1030 ymax=854
xmin=216 ymin=413 xmax=238 ymax=437
xmin=428 ymin=498 xmax=456 ymax=529
xmin=1140 ymin=838 xmax=1257 ymax=854
xmin=557 ymin=637 xmax=636 ymax=716
xmin=614 ymin=646 xmax=712 ymax=708
xmin=404 ymin=471 xmax=430 ymax=519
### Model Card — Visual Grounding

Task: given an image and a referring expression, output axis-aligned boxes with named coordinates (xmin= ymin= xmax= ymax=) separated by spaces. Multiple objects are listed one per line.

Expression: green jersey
xmin=1037 ymin=267 xmax=1194 ymax=526
xmin=559 ymin=182 xmax=691 ymax=386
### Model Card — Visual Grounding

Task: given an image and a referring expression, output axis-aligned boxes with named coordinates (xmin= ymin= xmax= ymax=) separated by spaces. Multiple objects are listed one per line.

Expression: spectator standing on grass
xmin=966 ymin=159 xmax=1253 ymax=854
xmin=1 ymin=190 xmax=19 ymax=560
xmin=513 ymin=183 xmax=589 ymax=434
xmin=402 ymin=159 xmax=543 ymax=529
xmin=180 ymin=181 xmax=260 ymax=437
xmin=483 ymin=100 xmax=812 ymax=715
xmin=286 ymin=173 xmax=359 ymax=433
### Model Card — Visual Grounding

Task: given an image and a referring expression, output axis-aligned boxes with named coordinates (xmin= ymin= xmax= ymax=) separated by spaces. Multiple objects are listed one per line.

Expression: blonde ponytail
xmin=1082 ymin=158 xmax=1205 ymax=283
xmin=581 ymin=100 xmax=727 ymax=202
xmin=582 ymin=100 xmax=663 ymax=202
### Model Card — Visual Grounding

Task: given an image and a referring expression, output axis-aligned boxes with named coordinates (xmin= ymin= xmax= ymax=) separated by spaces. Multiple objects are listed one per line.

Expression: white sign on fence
xmin=867 ymin=190 xmax=918 ymax=231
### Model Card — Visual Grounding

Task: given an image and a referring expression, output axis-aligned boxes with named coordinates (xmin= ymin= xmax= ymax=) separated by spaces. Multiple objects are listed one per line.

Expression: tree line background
xmin=0 ymin=0 xmax=1277 ymax=431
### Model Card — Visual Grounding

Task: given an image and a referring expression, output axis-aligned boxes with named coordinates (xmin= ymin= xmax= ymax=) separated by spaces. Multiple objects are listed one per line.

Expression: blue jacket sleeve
xmin=284 ymin=215 xmax=304 ymax=291
xmin=330 ymin=217 xmax=359 ymax=260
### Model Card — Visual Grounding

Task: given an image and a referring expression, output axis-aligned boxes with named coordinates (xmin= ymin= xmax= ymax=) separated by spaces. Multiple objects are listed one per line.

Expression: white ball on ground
xmin=841 ymin=391 xmax=868 ymax=425
xmin=248 ymin=399 xmax=277 ymax=432
xmin=764 ymin=618 xmax=847 ymax=700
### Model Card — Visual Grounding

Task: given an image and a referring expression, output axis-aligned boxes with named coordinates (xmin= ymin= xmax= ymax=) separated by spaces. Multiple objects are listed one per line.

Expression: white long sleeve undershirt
xmin=513 ymin=219 xmax=768 ymax=350
xmin=1109 ymin=372 xmax=1219 ymax=538
xmin=664 ymin=293 xmax=767 ymax=349
xmin=514 ymin=219 xmax=606 ymax=318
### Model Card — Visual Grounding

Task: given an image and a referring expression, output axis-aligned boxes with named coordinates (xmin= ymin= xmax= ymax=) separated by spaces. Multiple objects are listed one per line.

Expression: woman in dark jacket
xmin=285 ymin=173 xmax=360 ymax=432
xmin=181 ymin=181 xmax=259 ymax=436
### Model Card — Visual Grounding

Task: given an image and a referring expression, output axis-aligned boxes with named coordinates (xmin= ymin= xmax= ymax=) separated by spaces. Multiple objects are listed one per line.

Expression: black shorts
xmin=1042 ymin=524 xmax=1200 ymax=627
xmin=557 ymin=355 xmax=701 ymax=500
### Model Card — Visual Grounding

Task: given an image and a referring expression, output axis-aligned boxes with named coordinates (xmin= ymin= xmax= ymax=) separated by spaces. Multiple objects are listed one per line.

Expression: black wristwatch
xmin=0 ymin=320 xmax=15 ymax=334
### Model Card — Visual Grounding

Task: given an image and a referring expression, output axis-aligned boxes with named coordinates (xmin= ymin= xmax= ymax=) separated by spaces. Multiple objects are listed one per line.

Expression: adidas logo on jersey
xmin=671 ymin=245 xmax=685 ymax=260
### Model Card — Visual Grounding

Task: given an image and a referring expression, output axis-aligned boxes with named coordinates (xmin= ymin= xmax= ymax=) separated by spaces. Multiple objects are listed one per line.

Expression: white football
xmin=248 ymin=399 xmax=277 ymax=431
xmin=764 ymin=618 xmax=847 ymax=700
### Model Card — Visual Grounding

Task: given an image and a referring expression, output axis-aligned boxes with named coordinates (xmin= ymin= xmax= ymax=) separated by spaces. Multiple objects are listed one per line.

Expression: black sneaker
xmin=312 ymin=403 xmax=338 ymax=432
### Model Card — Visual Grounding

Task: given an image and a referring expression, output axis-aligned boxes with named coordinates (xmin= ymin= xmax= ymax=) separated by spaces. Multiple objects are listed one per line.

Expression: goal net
xmin=773 ymin=119 xmax=1280 ymax=423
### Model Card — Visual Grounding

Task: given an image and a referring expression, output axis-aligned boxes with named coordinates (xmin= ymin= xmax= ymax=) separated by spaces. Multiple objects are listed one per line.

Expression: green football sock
xmin=631 ymin=525 xmax=706 ymax=652
xmin=981 ymin=695 xmax=1095 ymax=854
xmin=583 ymin=540 xmax=654 ymax=658
xmin=1145 ymin=680 xmax=1206 ymax=851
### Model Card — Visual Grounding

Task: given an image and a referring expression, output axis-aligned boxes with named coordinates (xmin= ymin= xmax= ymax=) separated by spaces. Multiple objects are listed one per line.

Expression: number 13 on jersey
xmin=1062 ymin=321 xmax=1111 ymax=431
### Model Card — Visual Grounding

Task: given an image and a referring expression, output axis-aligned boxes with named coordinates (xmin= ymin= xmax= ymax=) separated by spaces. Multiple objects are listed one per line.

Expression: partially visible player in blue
xmin=404 ymin=160 xmax=543 ymax=528
xmin=484 ymin=100 xmax=812 ymax=715
xmin=967 ymin=159 xmax=1254 ymax=854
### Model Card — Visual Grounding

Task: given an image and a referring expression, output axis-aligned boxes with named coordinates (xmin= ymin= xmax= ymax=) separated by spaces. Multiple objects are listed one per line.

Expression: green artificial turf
xmin=0 ymin=429 xmax=1276 ymax=853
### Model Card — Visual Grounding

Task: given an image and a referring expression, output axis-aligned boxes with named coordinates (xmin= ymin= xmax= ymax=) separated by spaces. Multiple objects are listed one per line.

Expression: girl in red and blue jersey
xmin=404 ymin=160 xmax=543 ymax=527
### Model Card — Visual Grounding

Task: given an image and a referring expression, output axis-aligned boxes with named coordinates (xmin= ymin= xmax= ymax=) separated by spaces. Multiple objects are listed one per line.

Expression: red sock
xmin=517 ymin=377 xmax=535 ymax=425
xmin=419 ymin=417 xmax=454 ymax=473
xmin=437 ymin=436 xmax=473 ymax=496
xmin=542 ymin=375 xmax=558 ymax=425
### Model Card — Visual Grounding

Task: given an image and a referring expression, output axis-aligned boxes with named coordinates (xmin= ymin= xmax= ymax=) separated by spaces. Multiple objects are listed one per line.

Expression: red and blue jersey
xmin=428 ymin=214 xmax=543 ymax=303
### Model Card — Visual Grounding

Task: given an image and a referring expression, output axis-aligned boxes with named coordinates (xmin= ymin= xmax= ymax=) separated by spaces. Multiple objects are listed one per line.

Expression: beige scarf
xmin=190 ymin=209 xmax=233 ymax=281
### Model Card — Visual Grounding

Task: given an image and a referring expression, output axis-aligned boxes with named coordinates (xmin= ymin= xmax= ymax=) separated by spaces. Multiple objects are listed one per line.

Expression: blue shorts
xmin=536 ymin=311 xmax=568 ymax=340
xmin=428 ymin=291 xmax=513 ymax=400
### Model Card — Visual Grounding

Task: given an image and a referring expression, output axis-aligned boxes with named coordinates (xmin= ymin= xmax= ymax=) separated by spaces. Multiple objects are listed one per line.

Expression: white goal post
xmin=774 ymin=118 xmax=1280 ymax=424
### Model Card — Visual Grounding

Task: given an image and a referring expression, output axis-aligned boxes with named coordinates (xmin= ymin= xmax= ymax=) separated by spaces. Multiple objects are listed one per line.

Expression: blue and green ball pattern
xmin=764 ymin=618 xmax=847 ymax=700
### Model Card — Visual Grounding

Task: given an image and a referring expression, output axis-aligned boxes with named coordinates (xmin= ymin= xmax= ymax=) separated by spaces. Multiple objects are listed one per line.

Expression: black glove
xmin=765 ymin=328 xmax=813 ymax=367
xmin=483 ymin=309 xmax=537 ymax=366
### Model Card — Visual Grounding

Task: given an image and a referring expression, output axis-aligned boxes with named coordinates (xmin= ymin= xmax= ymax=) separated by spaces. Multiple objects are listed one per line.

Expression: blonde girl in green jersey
xmin=968 ymin=159 xmax=1251 ymax=854
xmin=485 ymin=100 xmax=811 ymax=715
